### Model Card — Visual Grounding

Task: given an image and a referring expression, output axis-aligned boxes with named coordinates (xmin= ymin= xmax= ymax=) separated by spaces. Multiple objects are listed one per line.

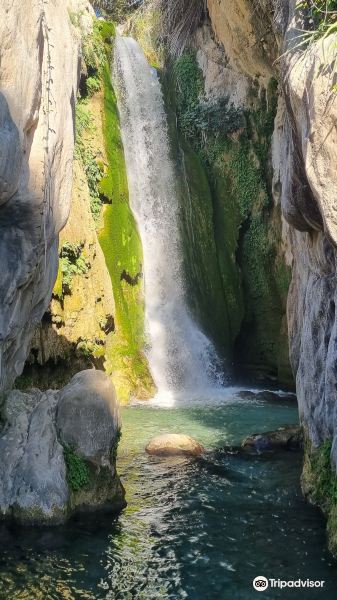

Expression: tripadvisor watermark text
xmin=253 ymin=576 xmax=325 ymax=591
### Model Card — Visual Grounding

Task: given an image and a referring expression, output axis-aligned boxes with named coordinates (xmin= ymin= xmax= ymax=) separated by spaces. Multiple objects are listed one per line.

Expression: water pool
xmin=0 ymin=390 xmax=336 ymax=599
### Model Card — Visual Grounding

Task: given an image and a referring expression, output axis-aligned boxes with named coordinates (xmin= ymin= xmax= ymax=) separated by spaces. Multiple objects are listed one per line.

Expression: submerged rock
xmin=146 ymin=434 xmax=205 ymax=456
xmin=0 ymin=370 xmax=125 ymax=525
xmin=242 ymin=426 xmax=303 ymax=453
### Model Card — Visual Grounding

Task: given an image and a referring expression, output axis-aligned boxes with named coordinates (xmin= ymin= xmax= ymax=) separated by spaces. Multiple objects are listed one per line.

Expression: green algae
xmin=98 ymin=50 xmax=155 ymax=404
xmin=75 ymin=18 xmax=154 ymax=403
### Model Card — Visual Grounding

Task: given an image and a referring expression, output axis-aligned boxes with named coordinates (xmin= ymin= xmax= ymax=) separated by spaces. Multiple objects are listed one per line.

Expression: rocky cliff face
xmin=0 ymin=0 xmax=94 ymax=392
xmin=0 ymin=0 xmax=126 ymax=524
xmin=205 ymin=0 xmax=337 ymax=552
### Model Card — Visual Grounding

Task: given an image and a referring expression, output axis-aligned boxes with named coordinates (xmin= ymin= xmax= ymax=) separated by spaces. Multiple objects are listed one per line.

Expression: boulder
xmin=57 ymin=369 xmax=120 ymax=465
xmin=242 ymin=426 xmax=303 ymax=453
xmin=146 ymin=434 xmax=204 ymax=457
xmin=0 ymin=370 xmax=125 ymax=524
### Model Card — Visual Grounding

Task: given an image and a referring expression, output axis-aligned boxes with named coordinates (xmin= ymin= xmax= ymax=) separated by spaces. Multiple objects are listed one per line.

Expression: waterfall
xmin=113 ymin=35 xmax=224 ymax=401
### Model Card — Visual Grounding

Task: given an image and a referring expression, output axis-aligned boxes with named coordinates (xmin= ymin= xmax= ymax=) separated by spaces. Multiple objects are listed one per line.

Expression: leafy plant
xmin=63 ymin=446 xmax=90 ymax=492
xmin=82 ymin=149 xmax=104 ymax=219
xmin=175 ymin=53 xmax=243 ymax=145
xmin=289 ymin=1 xmax=337 ymax=52
xmin=59 ymin=242 xmax=88 ymax=294
xmin=86 ymin=75 xmax=101 ymax=97
xmin=75 ymin=102 xmax=94 ymax=157
xmin=82 ymin=20 xmax=115 ymax=75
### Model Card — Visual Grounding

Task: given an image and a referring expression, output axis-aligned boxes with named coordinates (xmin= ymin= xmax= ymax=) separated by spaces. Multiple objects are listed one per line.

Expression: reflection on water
xmin=0 ymin=392 xmax=336 ymax=599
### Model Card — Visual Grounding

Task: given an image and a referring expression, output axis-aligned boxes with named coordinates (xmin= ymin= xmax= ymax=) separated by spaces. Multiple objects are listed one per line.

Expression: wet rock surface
xmin=146 ymin=434 xmax=205 ymax=456
xmin=242 ymin=426 xmax=303 ymax=453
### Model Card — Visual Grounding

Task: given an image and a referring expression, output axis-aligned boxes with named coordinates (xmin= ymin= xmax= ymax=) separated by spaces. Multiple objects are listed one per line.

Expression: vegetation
xmin=290 ymin=0 xmax=337 ymax=65
xmin=74 ymin=21 xmax=116 ymax=221
xmin=303 ymin=437 xmax=337 ymax=554
xmin=98 ymin=57 xmax=155 ymax=402
xmin=54 ymin=242 xmax=88 ymax=299
xmin=126 ymin=2 xmax=164 ymax=67
xmin=298 ymin=0 xmax=337 ymax=39
xmin=73 ymin=15 xmax=154 ymax=402
xmin=63 ymin=446 xmax=90 ymax=492
xmin=175 ymin=53 xmax=243 ymax=144
xmin=91 ymin=0 xmax=135 ymax=23
xmin=172 ymin=50 xmax=291 ymax=380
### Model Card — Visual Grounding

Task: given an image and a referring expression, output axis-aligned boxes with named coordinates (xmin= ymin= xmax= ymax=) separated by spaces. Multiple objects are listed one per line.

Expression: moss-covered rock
xmin=171 ymin=51 xmax=292 ymax=383
xmin=302 ymin=435 xmax=337 ymax=556
xmin=0 ymin=370 xmax=127 ymax=525
xmin=97 ymin=35 xmax=155 ymax=403
xmin=26 ymin=18 xmax=155 ymax=403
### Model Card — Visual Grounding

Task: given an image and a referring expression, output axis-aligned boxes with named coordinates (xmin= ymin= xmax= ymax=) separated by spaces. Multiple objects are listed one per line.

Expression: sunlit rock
xmin=146 ymin=433 xmax=205 ymax=456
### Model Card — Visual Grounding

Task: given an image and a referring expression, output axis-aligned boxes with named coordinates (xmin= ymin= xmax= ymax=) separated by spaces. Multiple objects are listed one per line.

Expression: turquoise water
xmin=0 ymin=390 xmax=336 ymax=599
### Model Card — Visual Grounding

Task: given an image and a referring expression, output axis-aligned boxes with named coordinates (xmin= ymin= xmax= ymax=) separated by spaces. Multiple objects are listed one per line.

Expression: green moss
xmin=172 ymin=51 xmax=292 ymax=382
xmin=302 ymin=437 xmax=337 ymax=555
xmin=180 ymin=142 xmax=243 ymax=351
xmin=63 ymin=446 xmax=90 ymax=492
xmin=98 ymin=44 xmax=155 ymax=403
xmin=74 ymin=18 xmax=154 ymax=403
xmin=160 ymin=63 xmax=244 ymax=355
xmin=53 ymin=242 xmax=88 ymax=299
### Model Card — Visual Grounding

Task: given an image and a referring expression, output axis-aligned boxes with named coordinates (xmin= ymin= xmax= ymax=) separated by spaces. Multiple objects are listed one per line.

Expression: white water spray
xmin=113 ymin=35 xmax=224 ymax=401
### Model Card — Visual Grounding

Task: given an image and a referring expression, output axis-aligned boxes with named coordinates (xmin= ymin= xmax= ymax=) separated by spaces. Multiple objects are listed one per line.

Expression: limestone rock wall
xmin=27 ymin=153 xmax=116 ymax=384
xmin=207 ymin=0 xmax=337 ymax=468
xmin=279 ymin=18 xmax=337 ymax=456
xmin=0 ymin=0 xmax=93 ymax=392
xmin=185 ymin=3 xmax=293 ymax=383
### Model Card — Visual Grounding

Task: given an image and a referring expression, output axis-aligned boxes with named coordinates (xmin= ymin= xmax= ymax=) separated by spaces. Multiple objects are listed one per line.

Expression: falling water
xmin=113 ymin=35 xmax=224 ymax=400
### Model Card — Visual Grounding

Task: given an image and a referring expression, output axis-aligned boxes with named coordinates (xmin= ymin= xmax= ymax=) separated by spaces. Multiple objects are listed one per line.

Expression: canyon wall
xmin=205 ymin=0 xmax=337 ymax=552
xmin=0 ymin=0 xmax=94 ymax=392
xmin=0 ymin=2 xmax=126 ymax=523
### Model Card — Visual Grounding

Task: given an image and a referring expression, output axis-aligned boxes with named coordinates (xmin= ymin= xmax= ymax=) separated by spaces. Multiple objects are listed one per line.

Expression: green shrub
xmin=307 ymin=439 xmax=337 ymax=507
xmin=86 ymin=75 xmax=101 ymax=97
xmin=82 ymin=149 xmax=104 ymax=219
xmin=294 ymin=1 xmax=337 ymax=52
xmin=59 ymin=242 xmax=88 ymax=294
xmin=82 ymin=20 xmax=115 ymax=74
xmin=63 ymin=446 xmax=90 ymax=492
xmin=175 ymin=53 xmax=243 ymax=145
xmin=74 ymin=103 xmax=104 ymax=220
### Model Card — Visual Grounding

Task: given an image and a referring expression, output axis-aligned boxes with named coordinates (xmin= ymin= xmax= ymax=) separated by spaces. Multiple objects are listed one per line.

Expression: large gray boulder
xmin=57 ymin=369 xmax=121 ymax=465
xmin=0 ymin=370 xmax=125 ymax=524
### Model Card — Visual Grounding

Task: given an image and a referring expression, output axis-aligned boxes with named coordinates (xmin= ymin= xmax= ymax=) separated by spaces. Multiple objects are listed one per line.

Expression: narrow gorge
xmin=1 ymin=0 xmax=337 ymax=598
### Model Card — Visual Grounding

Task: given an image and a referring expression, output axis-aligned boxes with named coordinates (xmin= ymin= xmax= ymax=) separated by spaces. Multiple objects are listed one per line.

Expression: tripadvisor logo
xmin=253 ymin=577 xmax=269 ymax=591
xmin=253 ymin=576 xmax=325 ymax=591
